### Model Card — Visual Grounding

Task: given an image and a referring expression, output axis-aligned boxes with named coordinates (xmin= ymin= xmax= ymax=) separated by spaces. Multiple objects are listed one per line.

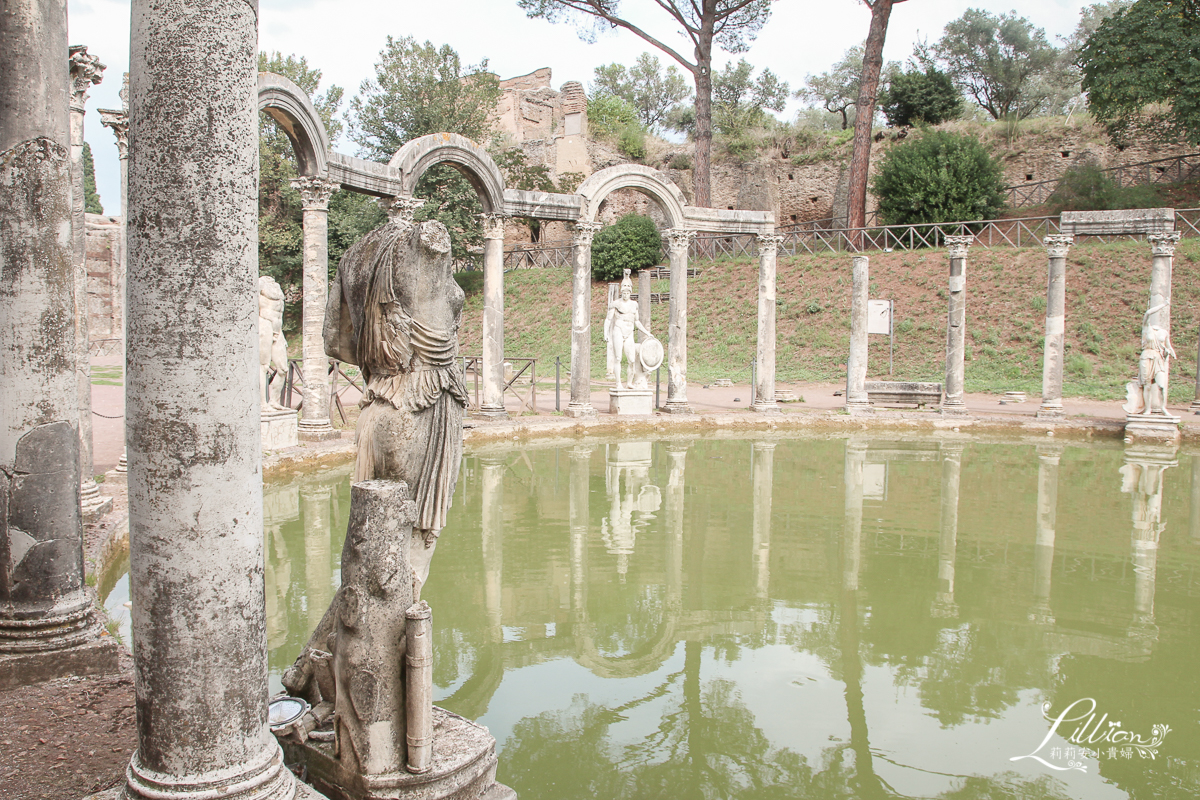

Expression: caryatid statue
xmin=259 ymin=275 xmax=289 ymax=410
xmin=1124 ymin=302 xmax=1176 ymax=416
xmin=604 ymin=269 xmax=662 ymax=390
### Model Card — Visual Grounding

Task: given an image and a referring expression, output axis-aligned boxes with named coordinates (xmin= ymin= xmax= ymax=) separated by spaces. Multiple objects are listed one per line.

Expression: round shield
xmin=268 ymin=696 xmax=309 ymax=730
xmin=639 ymin=337 xmax=664 ymax=372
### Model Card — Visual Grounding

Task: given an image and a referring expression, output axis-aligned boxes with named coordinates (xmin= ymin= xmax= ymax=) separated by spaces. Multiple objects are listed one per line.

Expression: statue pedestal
xmin=279 ymin=707 xmax=515 ymax=800
xmin=609 ymin=388 xmax=654 ymax=416
xmin=1124 ymin=413 xmax=1181 ymax=444
xmin=262 ymin=407 xmax=298 ymax=450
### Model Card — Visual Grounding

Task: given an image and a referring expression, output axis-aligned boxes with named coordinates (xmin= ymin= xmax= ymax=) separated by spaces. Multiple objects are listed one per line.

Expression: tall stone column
xmin=100 ymin=83 xmax=130 ymax=477
xmin=751 ymin=441 xmax=775 ymax=599
xmin=125 ymin=0 xmax=296 ymax=797
xmin=637 ymin=267 xmax=652 ymax=342
xmin=932 ymin=443 xmax=962 ymax=618
xmin=1 ymin=0 xmax=113 ymax=681
xmin=664 ymin=228 xmax=695 ymax=414
xmin=843 ymin=439 xmax=866 ymax=592
xmin=291 ymin=176 xmax=339 ymax=441
xmin=480 ymin=213 xmax=509 ymax=417
xmin=1038 ymin=236 xmax=1073 ymax=419
xmin=942 ymin=236 xmax=972 ymax=415
xmin=567 ymin=222 xmax=601 ymax=417
xmin=753 ymin=234 xmax=783 ymax=413
xmin=568 ymin=446 xmax=593 ymax=624
xmin=1030 ymin=444 xmax=1063 ymax=625
xmin=69 ymin=46 xmax=112 ymax=520
xmin=846 ymin=255 xmax=870 ymax=412
xmin=480 ymin=455 xmax=505 ymax=634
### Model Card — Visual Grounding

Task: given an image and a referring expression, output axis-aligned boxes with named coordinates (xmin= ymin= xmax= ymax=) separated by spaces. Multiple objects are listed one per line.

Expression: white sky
xmin=71 ymin=0 xmax=1097 ymax=214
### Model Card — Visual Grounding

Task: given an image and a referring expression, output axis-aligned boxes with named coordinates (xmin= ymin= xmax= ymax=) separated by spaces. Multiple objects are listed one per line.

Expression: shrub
xmin=617 ymin=124 xmax=647 ymax=160
xmin=591 ymin=214 xmax=662 ymax=282
xmin=588 ymin=93 xmax=639 ymax=139
xmin=871 ymin=130 xmax=1007 ymax=226
xmin=1045 ymin=164 xmax=1163 ymax=213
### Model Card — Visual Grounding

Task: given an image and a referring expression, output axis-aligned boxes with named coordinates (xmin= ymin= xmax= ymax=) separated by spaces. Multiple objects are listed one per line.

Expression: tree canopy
xmin=590 ymin=52 xmax=692 ymax=133
xmin=1081 ymin=0 xmax=1200 ymax=145
xmin=799 ymin=45 xmax=867 ymax=131
xmin=880 ymin=66 xmax=962 ymax=127
xmin=871 ymin=129 xmax=1007 ymax=226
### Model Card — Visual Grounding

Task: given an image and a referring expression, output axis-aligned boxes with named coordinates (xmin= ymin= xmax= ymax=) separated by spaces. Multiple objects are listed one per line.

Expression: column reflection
xmin=1030 ymin=444 xmax=1063 ymax=626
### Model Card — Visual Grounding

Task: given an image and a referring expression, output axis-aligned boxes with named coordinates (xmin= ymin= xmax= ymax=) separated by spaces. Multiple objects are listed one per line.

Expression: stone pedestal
xmin=609 ymin=388 xmax=654 ymax=416
xmin=1124 ymin=413 xmax=1181 ymax=445
xmin=299 ymin=420 xmax=341 ymax=442
xmin=279 ymin=707 xmax=515 ymax=800
xmin=263 ymin=408 xmax=299 ymax=450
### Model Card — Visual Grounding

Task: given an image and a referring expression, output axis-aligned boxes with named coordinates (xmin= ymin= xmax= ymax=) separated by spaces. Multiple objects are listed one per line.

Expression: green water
xmin=253 ymin=437 xmax=1200 ymax=798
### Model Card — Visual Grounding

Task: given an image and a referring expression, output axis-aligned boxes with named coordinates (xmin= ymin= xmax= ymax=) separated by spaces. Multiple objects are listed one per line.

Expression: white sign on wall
xmin=867 ymin=299 xmax=892 ymax=335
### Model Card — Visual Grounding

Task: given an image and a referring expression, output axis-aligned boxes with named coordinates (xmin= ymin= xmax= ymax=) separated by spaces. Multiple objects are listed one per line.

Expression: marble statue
xmin=604 ymin=269 xmax=660 ymax=390
xmin=1124 ymin=302 xmax=1176 ymax=416
xmin=259 ymin=275 xmax=289 ymax=410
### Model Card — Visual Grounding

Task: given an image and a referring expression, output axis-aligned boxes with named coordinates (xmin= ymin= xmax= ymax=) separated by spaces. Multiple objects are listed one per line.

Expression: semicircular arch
xmin=389 ymin=133 xmax=506 ymax=214
xmin=257 ymin=72 xmax=330 ymax=178
xmin=574 ymin=165 xmax=688 ymax=229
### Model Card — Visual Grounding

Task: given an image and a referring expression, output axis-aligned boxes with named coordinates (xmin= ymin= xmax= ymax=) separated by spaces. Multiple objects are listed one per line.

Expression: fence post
xmin=556 ymin=356 xmax=560 ymax=412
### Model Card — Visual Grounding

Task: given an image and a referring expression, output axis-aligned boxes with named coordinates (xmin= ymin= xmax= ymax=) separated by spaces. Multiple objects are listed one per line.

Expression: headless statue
xmin=259 ymin=276 xmax=289 ymax=410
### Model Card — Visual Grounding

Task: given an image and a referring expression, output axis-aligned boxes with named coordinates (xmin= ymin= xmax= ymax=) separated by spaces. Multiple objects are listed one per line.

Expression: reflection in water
xmin=214 ymin=437 xmax=1200 ymax=799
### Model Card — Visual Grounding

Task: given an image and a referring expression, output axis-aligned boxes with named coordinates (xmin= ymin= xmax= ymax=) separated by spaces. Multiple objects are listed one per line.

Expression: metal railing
xmin=461 ymin=356 xmax=538 ymax=414
xmin=1004 ymin=152 xmax=1200 ymax=208
xmin=503 ymin=241 xmax=573 ymax=269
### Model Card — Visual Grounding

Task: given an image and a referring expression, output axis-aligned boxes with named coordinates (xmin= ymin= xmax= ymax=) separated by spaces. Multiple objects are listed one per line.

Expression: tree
xmin=800 ymin=45 xmax=865 ymax=130
xmin=880 ymin=66 xmax=962 ymax=127
xmin=348 ymin=37 xmax=503 ymax=263
xmin=591 ymin=214 xmax=662 ymax=282
xmin=870 ymin=130 xmax=1007 ymax=226
xmin=934 ymin=9 xmax=1059 ymax=121
xmin=1081 ymin=0 xmax=1200 ymax=145
xmin=710 ymin=59 xmax=788 ymax=137
xmin=847 ymin=0 xmax=907 ymax=235
xmin=518 ymin=0 xmax=774 ymax=208
xmin=590 ymin=52 xmax=692 ymax=132
xmin=81 ymin=142 xmax=102 ymax=214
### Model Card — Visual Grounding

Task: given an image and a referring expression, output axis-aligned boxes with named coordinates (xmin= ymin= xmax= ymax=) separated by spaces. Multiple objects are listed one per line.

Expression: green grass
xmin=91 ymin=365 xmax=123 ymax=386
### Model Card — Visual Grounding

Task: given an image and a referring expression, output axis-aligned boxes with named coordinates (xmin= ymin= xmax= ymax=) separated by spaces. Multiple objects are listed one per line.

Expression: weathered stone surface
xmin=663 ymin=228 xmax=694 ymax=414
xmin=566 ymin=222 xmax=601 ymax=417
xmin=942 ymin=237 xmax=971 ymax=415
xmin=262 ymin=407 xmax=299 ymax=451
xmin=480 ymin=213 xmax=508 ymax=418
xmin=1039 ymin=236 xmax=1072 ymax=418
xmin=609 ymin=388 xmax=654 ymax=416
xmin=864 ymin=381 xmax=942 ymax=407
xmin=845 ymin=256 xmax=869 ymax=411
xmin=292 ymin=176 xmax=338 ymax=440
xmin=1060 ymin=208 xmax=1175 ymax=236
xmin=753 ymin=234 xmax=782 ymax=413
xmin=604 ymin=270 xmax=657 ymax=392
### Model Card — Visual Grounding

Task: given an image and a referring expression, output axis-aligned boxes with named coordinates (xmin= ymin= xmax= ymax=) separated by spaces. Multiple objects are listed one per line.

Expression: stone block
xmin=0 ymin=634 xmax=121 ymax=690
xmin=609 ymin=389 xmax=654 ymax=416
xmin=1124 ymin=413 xmax=1181 ymax=444
xmin=262 ymin=408 xmax=299 ymax=451
xmin=1060 ymin=208 xmax=1175 ymax=236
xmin=864 ymin=381 xmax=942 ymax=407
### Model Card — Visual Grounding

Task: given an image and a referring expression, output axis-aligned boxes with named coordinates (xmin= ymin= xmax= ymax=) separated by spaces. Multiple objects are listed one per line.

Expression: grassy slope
xmin=459 ymin=237 xmax=1200 ymax=402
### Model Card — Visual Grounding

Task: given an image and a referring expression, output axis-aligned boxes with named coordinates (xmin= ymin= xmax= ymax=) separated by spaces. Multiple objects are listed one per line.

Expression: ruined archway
xmin=389 ymin=133 xmax=507 ymax=215
xmin=257 ymin=72 xmax=330 ymax=179
xmin=574 ymin=164 xmax=688 ymax=230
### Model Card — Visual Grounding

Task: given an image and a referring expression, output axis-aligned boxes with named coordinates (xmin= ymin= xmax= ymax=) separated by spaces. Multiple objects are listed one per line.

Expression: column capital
xmin=1043 ymin=234 xmax=1074 ymax=259
xmin=98 ymin=109 xmax=129 ymax=159
xmin=571 ymin=221 xmax=603 ymax=247
xmin=291 ymin=176 xmax=339 ymax=210
xmin=663 ymin=228 xmax=696 ymax=256
xmin=380 ymin=195 xmax=424 ymax=224
xmin=68 ymin=45 xmax=105 ymax=113
xmin=480 ymin=213 xmax=509 ymax=240
xmin=756 ymin=232 xmax=785 ymax=255
xmin=1149 ymin=231 xmax=1182 ymax=257
xmin=945 ymin=235 xmax=972 ymax=259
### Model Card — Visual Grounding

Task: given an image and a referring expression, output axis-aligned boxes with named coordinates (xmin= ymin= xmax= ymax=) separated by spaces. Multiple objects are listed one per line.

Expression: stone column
xmin=480 ymin=214 xmax=509 ymax=417
xmin=843 ymin=439 xmax=866 ymax=592
xmin=751 ymin=441 xmax=775 ymax=599
xmin=124 ymin=0 xmax=296 ymax=797
xmin=1038 ymin=236 xmax=1073 ymax=419
xmin=637 ymin=267 xmax=652 ymax=342
xmin=663 ymin=228 xmax=696 ymax=414
xmin=1030 ymin=444 xmax=1063 ymax=626
xmin=480 ymin=455 xmax=505 ymax=634
xmin=1127 ymin=233 xmax=1182 ymax=440
xmin=69 ymin=46 xmax=112 ymax=520
xmin=942 ymin=236 xmax=972 ymax=415
xmin=932 ymin=443 xmax=962 ymax=618
xmin=568 ymin=446 xmax=593 ymax=623
xmin=290 ymin=176 xmax=339 ymax=441
xmin=846 ymin=255 xmax=870 ymax=412
xmin=0 ymin=0 xmax=112 ymax=679
xmin=753 ymin=234 xmax=783 ymax=413
xmin=567 ymin=222 xmax=601 ymax=417
xmin=99 ymin=82 xmax=130 ymax=477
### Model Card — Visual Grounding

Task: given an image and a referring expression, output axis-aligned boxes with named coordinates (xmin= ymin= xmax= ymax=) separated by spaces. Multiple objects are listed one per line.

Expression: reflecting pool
xmin=108 ymin=437 xmax=1200 ymax=799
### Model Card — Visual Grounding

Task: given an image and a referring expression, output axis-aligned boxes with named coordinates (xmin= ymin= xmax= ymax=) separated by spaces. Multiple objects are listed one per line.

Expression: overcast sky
xmin=72 ymin=0 xmax=1098 ymax=214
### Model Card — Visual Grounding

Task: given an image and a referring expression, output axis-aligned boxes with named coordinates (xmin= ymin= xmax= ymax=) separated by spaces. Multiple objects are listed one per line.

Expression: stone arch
xmin=575 ymin=164 xmax=689 ymax=229
xmin=389 ymin=133 xmax=506 ymax=214
xmin=257 ymin=72 xmax=330 ymax=178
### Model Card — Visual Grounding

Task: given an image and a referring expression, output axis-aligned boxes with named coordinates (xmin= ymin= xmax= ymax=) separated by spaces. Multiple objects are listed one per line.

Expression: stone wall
xmin=85 ymin=212 xmax=122 ymax=344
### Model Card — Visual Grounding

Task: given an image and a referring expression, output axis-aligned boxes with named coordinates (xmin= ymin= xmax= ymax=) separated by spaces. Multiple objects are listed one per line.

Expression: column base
xmin=106 ymin=449 xmax=129 ymax=483
xmin=940 ymin=402 xmax=968 ymax=417
xmin=81 ymin=478 xmax=113 ymax=521
xmin=661 ymin=401 xmax=693 ymax=415
xmin=125 ymin=743 xmax=296 ymax=800
xmin=298 ymin=420 xmax=341 ymax=442
xmin=0 ymin=626 xmax=120 ymax=690
xmin=1036 ymin=405 xmax=1065 ymax=419
xmin=750 ymin=400 xmax=781 ymax=414
xmin=844 ymin=400 xmax=871 ymax=415
xmin=1124 ymin=413 xmax=1181 ymax=444
xmin=475 ymin=405 xmax=509 ymax=419
xmin=564 ymin=402 xmax=596 ymax=419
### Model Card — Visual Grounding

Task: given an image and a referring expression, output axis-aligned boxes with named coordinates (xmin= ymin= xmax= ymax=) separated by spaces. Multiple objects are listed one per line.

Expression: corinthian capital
xmin=571 ymin=221 xmax=603 ymax=248
xmin=945 ymin=235 xmax=972 ymax=259
xmin=663 ymin=228 xmax=696 ymax=256
xmin=480 ymin=213 xmax=509 ymax=240
xmin=68 ymin=46 xmax=106 ymax=112
xmin=756 ymin=233 xmax=785 ymax=256
xmin=1043 ymin=234 xmax=1074 ymax=259
xmin=1149 ymin=231 xmax=1181 ymax=258
xmin=291 ymin=176 xmax=339 ymax=210
xmin=380 ymin=195 xmax=424 ymax=224
xmin=98 ymin=109 xmax=129 ymax=158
